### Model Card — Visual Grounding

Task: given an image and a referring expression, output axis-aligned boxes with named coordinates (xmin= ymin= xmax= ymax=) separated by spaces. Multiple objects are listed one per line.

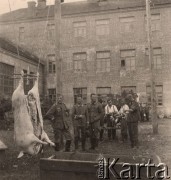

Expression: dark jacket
xmin=127 ymin=101 xmax=141 ymax=123
xmin=72 ymin=104 xmax=89 ymax=127
xmin=45 ymin=103 xmax=70 ymax=130
xmin=87 ymin=102 xmax=103 ymax=125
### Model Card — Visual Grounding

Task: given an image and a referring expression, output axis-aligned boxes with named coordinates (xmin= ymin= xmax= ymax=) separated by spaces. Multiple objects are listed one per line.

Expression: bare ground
xmin=0 ymin=119 xmax=171 ymax=180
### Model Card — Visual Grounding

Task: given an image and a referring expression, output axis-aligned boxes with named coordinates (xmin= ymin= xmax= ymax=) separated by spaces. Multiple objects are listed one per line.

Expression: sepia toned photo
xmin=0 ymin=0 xmax=171 ymax=179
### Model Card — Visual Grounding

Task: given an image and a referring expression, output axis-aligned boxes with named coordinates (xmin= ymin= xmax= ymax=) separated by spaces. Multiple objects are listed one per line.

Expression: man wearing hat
xmin=127 ymin=94 xmax=141 ymax=148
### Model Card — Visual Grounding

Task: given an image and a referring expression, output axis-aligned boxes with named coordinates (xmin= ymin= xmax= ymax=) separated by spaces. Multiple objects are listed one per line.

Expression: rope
xmin=37 ymin=1 xmax=52 ymax=73
xmin=7 ymin=0 xmax=20 ymax=57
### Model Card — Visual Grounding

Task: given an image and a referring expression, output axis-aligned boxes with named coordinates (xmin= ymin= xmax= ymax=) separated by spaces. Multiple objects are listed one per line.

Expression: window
xmin=145 ymin=47 xmax=162 ymax=69
xmin=48 ymin=55 xmax=56 ymax=73
xmin=146 ymin=85 xmax=163 ymax=106
xmin=153 ymin=48 xmax=162 ymax=69
xmin=96 ymin=19 xmax=109 ymax=36
xmin=0 ymin=62 xmax=14 ymax=96
xmin=47 ymin=24 xmax=55 ymax=41
xmin=73 ymin=21 xmax=86 ymax=38
xmin=48 ymin=89 xmax=56 ymax=103
xmin=120 ymin=49 xmax=136 ymax=71
xmin=119 ymin=16 xmax=135 ymax=33
xmin=151 ymin=14 xmax=161 ymax=31
xmin=145 ymin=14 xmax=161 ymax=32
xmin=96 ymin=51 xmax=110 ymax=72
xmin=73 ymin=88 xmax=87 ymax=104
xmin=23 ymin=70 xmax=34 ymax=94
xmin=121 ymin=86 xmax=136 ymax=95
xmin=19 ymin=27 xmax=24 ymax=42
xmin=73 ymin=53 xmax=87 ymax=72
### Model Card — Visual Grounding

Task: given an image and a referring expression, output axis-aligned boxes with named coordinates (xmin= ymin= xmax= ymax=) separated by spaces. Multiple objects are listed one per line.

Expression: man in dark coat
xmin=98 ymin=98 xmax=106 ymax=141
xmin=45 ymin=95 xmax=72 ymax=152
xmin=72 ymin=95 xmax=89 ymax=151
xmin=87 ymin=94 xmax=103 ymax=150
xmin=127 ymin=94 xmax=141 ymax=148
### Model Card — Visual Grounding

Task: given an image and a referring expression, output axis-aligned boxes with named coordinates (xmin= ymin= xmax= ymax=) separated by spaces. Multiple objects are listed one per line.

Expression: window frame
xmin=120 ymin=49 xmax=136 ymax=71
xmin=47 ymin=24 xmax=55 ymax=42
xmin=48 ymin=88 xmax=56 ymax=103
xmin=47 ymin=54 xmax=56 ymax=74
xmin=119 ymin=16 xmax=135 ymax=33
xmin=73 ymin=88 xmax=87 ymax=104
xmin=73 ymin=52 xmax=87 ymax=73
xmin=96 ymin=51 xmax=111 ymax=72
xmin=146 ymin=85 xmax=163 ymax=106
xmin=95 ymin=19 xmax=110 ymax=36
xmin=19 ymin=27 xmax=25 ymax=42
xmin=0 ymin=62 xmax=14 ymax=96
xmin=145 ymin=47 xmax=162 ymax=70
xmin=73 ymin=21 xmax=87 ymax=38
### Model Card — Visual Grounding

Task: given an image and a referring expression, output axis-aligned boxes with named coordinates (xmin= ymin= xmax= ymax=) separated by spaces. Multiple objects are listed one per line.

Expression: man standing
xmin=45 ymin=95 xmax=72 ymax=152
xmin=105 ymin=98 xmax=118 ymax=141
xmin=87 ymin=94 xmax=103 ymax=150
xmin=72 ymin=95 xmax=89 ymax=152
xmin=98 ymin=98 xmax=106 ymax=141
xmin=127 ymin=94 xmax=141 ymax=148
xmin=119 ymin=99 xmax=129 ymax=142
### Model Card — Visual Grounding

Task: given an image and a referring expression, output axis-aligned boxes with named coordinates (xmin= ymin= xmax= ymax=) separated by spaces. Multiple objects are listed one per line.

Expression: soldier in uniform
xmin=72 ymin=95 xmax=89 ymax=151
xmin=45 ymin=95 xmax=72 ymax=152
xmin=127 ymin=94 xmax=141 ymax=148
xmin=98 ymin=98 xmax=106 ymax=141
xmin=88 ymin=94 xmax=103 ymax=150
xmin=119 ymin=99 xmax=129 ymax=142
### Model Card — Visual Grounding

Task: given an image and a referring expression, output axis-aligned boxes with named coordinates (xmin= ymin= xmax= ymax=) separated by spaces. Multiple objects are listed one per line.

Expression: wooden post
xmin=146 ymin=0 xmax=158 ymax=134
xmin=55 ymin=0 xmax=62 ymax=100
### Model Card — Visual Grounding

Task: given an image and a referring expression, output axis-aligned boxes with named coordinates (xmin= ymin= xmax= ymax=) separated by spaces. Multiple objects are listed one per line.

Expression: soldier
xmin=45 ymin=95 xmax=72 ymax=152
xmin=127 ymin=94 xmax=141 ymax=148
xmin=88 ymin=94 xmax=103 ymax=150
xmin=119 ymin=99 xmax=129 ymax=142
xmin=72 ymin=95 xmax=89 ymax=152
xmin=98 ymin=98 xmax=106 ymax=141
xmin=105 ymin=98 xmax=118 ymax=141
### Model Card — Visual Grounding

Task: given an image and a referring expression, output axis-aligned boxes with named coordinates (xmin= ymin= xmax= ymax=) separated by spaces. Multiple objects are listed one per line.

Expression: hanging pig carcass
xmin=12 ymin=72 xmax=54 ymax=157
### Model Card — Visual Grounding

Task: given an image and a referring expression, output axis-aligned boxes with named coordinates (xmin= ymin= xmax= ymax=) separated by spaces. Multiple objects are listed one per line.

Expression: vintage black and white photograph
xmin=0 ymin=0 xmax=171 ymax=179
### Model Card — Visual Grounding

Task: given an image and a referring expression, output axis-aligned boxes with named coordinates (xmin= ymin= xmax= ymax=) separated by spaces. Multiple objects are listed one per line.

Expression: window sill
xmin=74 ymin=71 xmax=87 ymax=73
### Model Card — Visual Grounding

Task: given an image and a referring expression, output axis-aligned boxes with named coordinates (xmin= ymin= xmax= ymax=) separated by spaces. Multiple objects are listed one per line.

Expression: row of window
xmin=48 ymin=86 xmax=163 ymax=106
xmin=47 ymin=47 xmax=162 ymax=74
xmin=0 ymin=62 xmax=36 ymax=97
xmin=18 ymin=13 xmax=161 ymax=42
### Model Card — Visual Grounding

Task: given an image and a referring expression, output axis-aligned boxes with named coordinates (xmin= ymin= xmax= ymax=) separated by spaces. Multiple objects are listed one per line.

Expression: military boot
xmin=65 ymin=140 xmax=71 ymax=152
xmin=55 ymin=143 xmax=60 ymax=151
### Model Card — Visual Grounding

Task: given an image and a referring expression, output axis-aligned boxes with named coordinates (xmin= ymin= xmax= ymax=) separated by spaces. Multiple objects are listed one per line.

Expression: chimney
xmin=37 ymin=0 xmax=46 ymax=9
xmin=27 ymin=1 xmax=36 ymax=9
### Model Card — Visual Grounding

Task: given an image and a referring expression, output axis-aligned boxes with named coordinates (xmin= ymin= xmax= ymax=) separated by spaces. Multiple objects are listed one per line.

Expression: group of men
xmin=45 ymin=93 xmax=141 ymax=152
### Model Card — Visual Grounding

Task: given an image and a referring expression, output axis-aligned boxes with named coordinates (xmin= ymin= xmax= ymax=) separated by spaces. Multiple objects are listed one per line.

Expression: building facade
xmin=0 ymin=0 xmax=171 ymax=115
xmin=0 ymin=38 xmax=44 ymax=97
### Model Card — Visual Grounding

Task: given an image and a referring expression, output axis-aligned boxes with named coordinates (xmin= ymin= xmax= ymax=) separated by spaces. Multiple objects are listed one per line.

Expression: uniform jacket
xmin=127 ymin=101 xmax=141 ymax=123
xmin=72 ymin=104 xmax=89 ymax=127
xmin=45 ymin=103 xmax=70 ymax=130
xmin=87 ymin=102 xmax=103 ymax=126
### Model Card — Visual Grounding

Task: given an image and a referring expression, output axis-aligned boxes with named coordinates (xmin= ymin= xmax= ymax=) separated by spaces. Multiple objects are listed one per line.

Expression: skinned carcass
xmin=12 ymin=72 xmax=54 ymax=157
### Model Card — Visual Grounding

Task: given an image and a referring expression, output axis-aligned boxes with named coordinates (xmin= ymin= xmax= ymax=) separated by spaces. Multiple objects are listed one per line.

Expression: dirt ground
xmin=0 ymin=118 xmax=171 ymax=180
